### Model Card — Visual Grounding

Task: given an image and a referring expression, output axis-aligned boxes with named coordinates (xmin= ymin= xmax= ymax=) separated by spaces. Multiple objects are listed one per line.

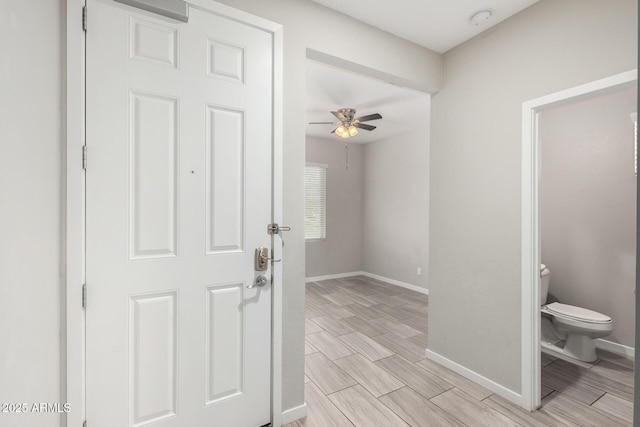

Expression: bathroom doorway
xmin=521 ymin=70 xmax=638 ymax=412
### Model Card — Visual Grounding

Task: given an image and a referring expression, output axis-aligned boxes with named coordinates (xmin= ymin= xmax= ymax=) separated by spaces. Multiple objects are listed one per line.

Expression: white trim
xmin=360 ymin=272 xmax=429 ymax=295
xmin=520 ymin=93 xmax=541 ymax=412
xmin=425 ymin=350 xmax=522 ymax=406
xmin=595 ymin=339 xmax=635 ymax=360
xmin=66 ymin=1 xmax=86 ymax=426
xmin=305 ymin=271 xmax=365 ymax=282
xmin=520 ymin=69 xmax=637 ymax=412
xmin=270 ymin=20 xmax=284 ymax=427
xmin=305 ymin=271 xmax=429 ymax=295
xmin=281 ymin=403 xmax=308 ymax=425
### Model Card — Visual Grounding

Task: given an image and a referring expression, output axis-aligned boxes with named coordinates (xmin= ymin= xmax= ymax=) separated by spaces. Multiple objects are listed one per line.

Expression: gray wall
xmin=430 ymin=0 xmax=637 ymax=393
xmin=305 ymin=137 xmax=365 ymax=277
xmin=2 ymin=0 xmax=441 ymax=424
xmin=0 ymin=1 xmax=64 ymax=427
xmin=305 ymin=123 xmax=431 ymax=291
xmin=363 ymin=126 xmax=430 ymax=290
xmin=540 ymin=87 xmax=637 ymax=348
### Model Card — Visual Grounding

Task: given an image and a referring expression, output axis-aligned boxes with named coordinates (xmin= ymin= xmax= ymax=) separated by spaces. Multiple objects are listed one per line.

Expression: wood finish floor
xmin=284 ymin=276 xmax=634 ymax=427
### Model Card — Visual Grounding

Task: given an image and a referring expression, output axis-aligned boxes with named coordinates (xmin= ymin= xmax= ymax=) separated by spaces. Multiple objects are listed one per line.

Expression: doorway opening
xmin=299 ymin=52 xmax=433 ymax=425
xmin=303 ymin=55 xmax=431 ymax=292
xmin=521 ymin=70 xmax=637 ymax=412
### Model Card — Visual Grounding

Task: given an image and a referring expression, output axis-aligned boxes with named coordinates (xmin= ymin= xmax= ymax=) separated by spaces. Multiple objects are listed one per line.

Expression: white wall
xmin=305 ymin=137 xmax=365 ymax=277
xmin=540 ymin=87 xmax=637 ymax=348
xmin=0 ymin=1 xmax=65 ymax=426
xmin=363 ymin=125 xmax=430 ymax=290
xmin=430 ymin=0 xmax=637 ymax=393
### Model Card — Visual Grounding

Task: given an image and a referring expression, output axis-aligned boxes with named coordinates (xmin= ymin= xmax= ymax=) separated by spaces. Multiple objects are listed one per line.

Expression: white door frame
xmin=520 ymin=69 xmax=637 ymax=411
xmin=65 ymin=1 xmax=283 ymax=425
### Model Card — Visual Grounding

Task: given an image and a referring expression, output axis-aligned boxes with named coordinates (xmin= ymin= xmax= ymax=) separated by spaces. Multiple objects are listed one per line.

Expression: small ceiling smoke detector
xmin=470 ymin=9 xmax=494 ymax=26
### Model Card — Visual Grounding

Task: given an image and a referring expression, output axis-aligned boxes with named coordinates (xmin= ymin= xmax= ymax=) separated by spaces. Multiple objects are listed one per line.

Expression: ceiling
xmin=306 ymin=61 xmax=429 ymax=144
xmin=306 ymin=1 xmax=540 ymax=143
xmin=311 ymin=0 xmax=539 ymax=53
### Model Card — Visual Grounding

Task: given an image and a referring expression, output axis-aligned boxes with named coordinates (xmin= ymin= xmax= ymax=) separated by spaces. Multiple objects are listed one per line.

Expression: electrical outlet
xmin=417 ymin=267 xmax=422 ymax=276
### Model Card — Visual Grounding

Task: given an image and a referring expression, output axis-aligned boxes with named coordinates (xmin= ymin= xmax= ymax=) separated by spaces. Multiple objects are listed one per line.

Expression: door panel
xmin=129 ymin=91 xmax=179 ymax=259
xmin=206 ymin=105 xmax=245 ymax=254
xmin=130 ymin=291 xmax=178 ymax=425
xmin=86 ymin=1 xmax=273 ymax=425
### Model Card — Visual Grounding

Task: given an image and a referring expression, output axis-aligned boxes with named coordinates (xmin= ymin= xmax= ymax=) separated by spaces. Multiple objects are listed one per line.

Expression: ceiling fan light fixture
xmin=335 ymin=125 xmax=347 ymax=137
xmin=339 ymin=131 xmax=349 ymax=139
xmin=348 ymin=125 xmax=358 ymax=137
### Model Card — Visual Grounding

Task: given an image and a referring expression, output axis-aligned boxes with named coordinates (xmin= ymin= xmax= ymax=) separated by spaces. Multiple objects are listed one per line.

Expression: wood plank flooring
xmin=283 ymin=276 xmax=634 ymax=427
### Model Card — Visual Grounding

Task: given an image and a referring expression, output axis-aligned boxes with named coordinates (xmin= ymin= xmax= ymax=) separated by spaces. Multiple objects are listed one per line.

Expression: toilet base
xmin=540 ymin=317 xmax=598 ymax=363
xmin=540 ymin=343 xmax=599 ymax=369
xmin=564 ymin=334 xmax=597 ymax=362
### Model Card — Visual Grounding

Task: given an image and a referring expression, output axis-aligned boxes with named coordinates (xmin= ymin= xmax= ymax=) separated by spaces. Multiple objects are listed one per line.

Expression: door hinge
xmin=82 ymin=6 xmax=87 ymax=32
xmin=82 ymin=284 xmax=87 ymax=309
xmin=82 ymin=145 xmax=87 ymax=170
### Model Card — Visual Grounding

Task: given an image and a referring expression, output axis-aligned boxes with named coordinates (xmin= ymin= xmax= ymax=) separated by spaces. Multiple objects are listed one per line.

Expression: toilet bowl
xmin=539 ymin=264 xmax=613 ymax=362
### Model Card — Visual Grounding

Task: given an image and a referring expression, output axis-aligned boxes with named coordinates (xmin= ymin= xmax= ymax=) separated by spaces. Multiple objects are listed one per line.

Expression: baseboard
xmin=305 ymin=271 xmax=364 ymax=283
xmin=425 ymin=349 xmax=522 ymax=407
xmin=595 ymin=338 xmax=635 ymax=360
xmin=360 ymin=272 xmax=429 ymax=295
xmin=306 ymin=271 xmax=429 ymax=295
xmin=281 ymin=403 xmax=307 ymax=424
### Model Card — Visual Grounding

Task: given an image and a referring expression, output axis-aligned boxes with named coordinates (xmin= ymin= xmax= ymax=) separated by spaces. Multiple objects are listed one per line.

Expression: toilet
xmin=540 ymin=264 xmax=613 ymax=362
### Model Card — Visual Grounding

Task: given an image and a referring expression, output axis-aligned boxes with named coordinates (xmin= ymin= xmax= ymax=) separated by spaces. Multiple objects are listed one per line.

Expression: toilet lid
xmin=545 ymin=302 xmax=611 ymax=323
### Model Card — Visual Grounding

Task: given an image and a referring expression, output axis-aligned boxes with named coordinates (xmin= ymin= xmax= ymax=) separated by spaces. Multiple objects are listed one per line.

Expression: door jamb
xmin=520 ymin=69 xmax=637 ymax=411
xmin=66 ymin=1 xmax=284 ymax=425
xmin=66 ymin=1 xmax=86 ymax=426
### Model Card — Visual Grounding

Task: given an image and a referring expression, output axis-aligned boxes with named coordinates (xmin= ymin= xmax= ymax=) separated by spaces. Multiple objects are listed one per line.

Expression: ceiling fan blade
xmin=355 ymin=113 xmax=382 ymax=122
xmin=308 ymin=121 xmax=337 ymax=124
xmin=331 ymin=127 xmax=337 ymax=134
xmin=354 ymin=123 xmax=376 ymax=131
xmin=331 ymin=110 xmax=346 ymax=121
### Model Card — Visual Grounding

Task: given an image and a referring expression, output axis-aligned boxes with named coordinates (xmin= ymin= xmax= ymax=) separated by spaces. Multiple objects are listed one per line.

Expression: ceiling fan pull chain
xmin=345 ymin=141 xmax=349 ymax=170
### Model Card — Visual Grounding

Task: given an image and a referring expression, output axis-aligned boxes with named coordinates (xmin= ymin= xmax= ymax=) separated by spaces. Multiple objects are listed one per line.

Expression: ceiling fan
xmin=308 ymin=108 xmax=382 ymax=139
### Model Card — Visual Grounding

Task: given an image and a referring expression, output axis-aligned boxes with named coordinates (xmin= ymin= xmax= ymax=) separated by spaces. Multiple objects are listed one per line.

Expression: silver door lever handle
xmin=248 ymin=275 xmax=268 ymax=289
xmin=267 ymin=223 xmax=291 ymax=235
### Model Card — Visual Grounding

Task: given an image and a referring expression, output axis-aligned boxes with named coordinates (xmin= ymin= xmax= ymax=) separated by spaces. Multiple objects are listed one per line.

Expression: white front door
xmin=86 ymin=1 xmax=273 ymax=425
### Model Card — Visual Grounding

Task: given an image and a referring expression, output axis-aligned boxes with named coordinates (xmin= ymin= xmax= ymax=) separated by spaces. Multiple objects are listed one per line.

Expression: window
xmin=305 ymin=163 xmax=327 ymax=240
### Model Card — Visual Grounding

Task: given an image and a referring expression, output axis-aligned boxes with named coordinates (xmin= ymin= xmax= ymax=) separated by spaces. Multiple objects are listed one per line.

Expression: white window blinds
xmin=305 ymin=163 xmax=327 ymax=240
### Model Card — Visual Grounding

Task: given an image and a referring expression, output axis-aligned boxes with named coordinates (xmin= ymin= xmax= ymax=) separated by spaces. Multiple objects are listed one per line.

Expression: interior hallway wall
xmin=363 ymin=124 xmax=430 ymax=290
xmin=0 ymin=1 xmax=65 ymax=427
xmin=430 ymin=0 xmax=637 ymax=393
xmin=540 ymin=86 xmax=637 ymax=348
xmin=305 ymin=137 xmax=365 ymax=278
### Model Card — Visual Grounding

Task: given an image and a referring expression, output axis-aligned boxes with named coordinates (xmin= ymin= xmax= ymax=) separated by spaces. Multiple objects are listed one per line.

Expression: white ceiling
xmin=306 ymin=61 xmax=429 ymax=144
xmin=306 ymin=1 xmax=540 ymax=143
xmin=311 ymin=0 xmax=540 ymax=53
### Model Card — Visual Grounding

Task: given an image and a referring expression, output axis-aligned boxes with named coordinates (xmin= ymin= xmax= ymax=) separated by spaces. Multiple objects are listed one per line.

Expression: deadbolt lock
xmin=255 ymin=247 xmax=281 ymax=271
xmin=255 ymin=247 xmax=269 ymax=271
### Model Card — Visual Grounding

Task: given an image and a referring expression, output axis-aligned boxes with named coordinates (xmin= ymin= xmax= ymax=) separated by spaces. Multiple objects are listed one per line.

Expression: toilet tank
xmin=540 ymin=264 xmax=550 ymax=305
